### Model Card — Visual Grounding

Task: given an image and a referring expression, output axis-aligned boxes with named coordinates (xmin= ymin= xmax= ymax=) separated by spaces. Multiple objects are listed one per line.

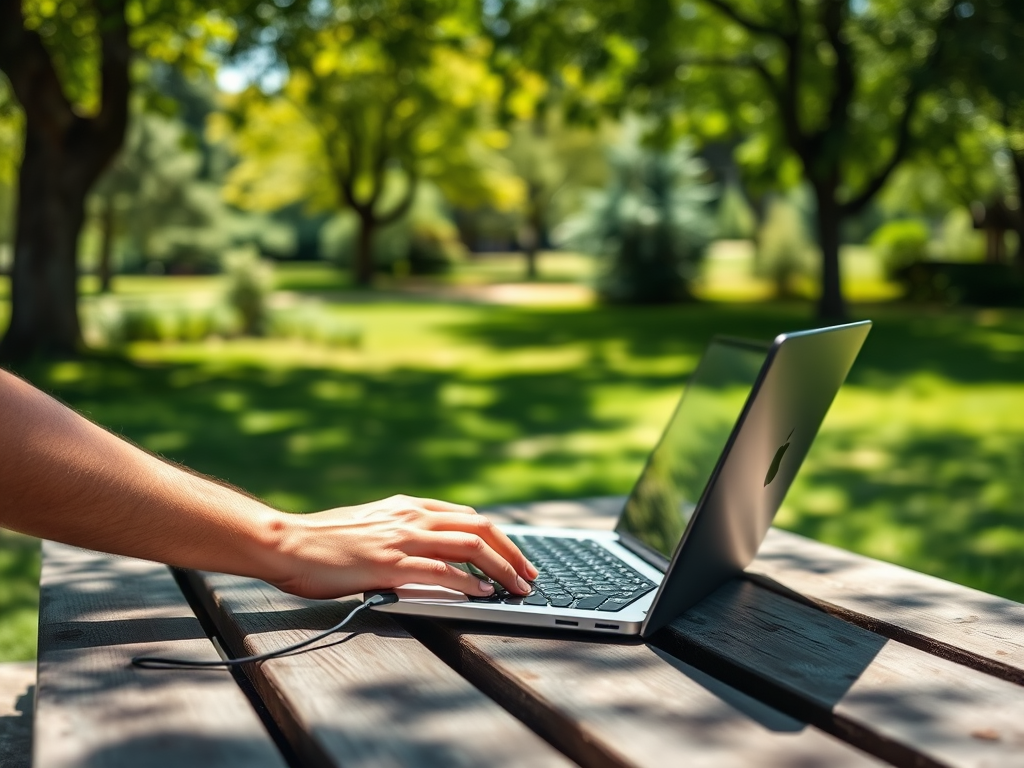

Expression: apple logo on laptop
xmin=764 ymin=429 xmax=795 ymax=487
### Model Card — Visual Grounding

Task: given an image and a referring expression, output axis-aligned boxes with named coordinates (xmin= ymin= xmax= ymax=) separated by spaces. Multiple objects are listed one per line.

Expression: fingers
xmin=400 ymin=558 xmax=498 ymax=597
xmin=422 ymin=512 xmax=539 ymax=581
xmin=413 ymin=497 xmax=478 ymax=515
xmin=409 ymin=532 xmax=532 ymax=596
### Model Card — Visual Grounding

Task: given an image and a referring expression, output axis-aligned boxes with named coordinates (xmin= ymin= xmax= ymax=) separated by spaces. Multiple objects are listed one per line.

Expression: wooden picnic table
xmin=30 ymin=497 xmax=1024 ymax=768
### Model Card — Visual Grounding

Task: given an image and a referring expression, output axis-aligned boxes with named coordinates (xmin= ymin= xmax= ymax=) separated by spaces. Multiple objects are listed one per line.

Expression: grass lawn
xmin=1 ymin=256 xmax=1023 ymax=660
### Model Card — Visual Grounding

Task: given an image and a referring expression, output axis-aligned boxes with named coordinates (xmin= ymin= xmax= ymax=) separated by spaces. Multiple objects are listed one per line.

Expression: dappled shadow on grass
xmin=783 ymin=424 xmax=1024 ymax=603
xmin=12 ymin=349 xmax=669 ymax=512
xmin=441 ymin=302 xmax=1024 ymax=385
xmin=3 ymin=299 xmax=1024 ymax=659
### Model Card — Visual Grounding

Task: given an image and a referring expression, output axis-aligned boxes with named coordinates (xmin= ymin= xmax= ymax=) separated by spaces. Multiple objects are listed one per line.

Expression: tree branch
xmin=778 ymin=0 xmax=803 ymax=155
xmin=84 ymin=0 xmax=131 ymax=181
xmin=841 ymin=8 xmax=954 ymax=215
xmin=700 ymin=0 xmax=790 ymax=41
xmin=375 ymin=166 xmax=418 ymax=227
xmin=676 ymin=55 xmax=784 ymax=104
xmin=365 ymin=94 xmax=401 ymax=210
xmin=92 ymin=0 xmax=131 ymax=146
xmin=823 ymin=1 xmax=854 ymax=144
xmin=0 ymin=0 xmax=75 ymax=141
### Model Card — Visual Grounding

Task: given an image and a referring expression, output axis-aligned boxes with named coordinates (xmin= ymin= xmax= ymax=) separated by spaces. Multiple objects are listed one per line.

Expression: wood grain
xmin=182 ymin=569 xmax=572 ymax=768
xmin=751 ymin=527 xmax=1024 ymax=685
xmin=658 ymin=579 xmax=1024 ymax=768
xmin=405 ymin=617 xmax=883 ymax=768
xmin=34 ymin=542 xmax=287 ymax=768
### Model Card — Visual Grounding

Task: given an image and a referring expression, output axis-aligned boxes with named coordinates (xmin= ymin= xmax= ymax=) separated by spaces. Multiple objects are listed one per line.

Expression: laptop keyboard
xmin=471 ymin=535 xmax=658 ymax=612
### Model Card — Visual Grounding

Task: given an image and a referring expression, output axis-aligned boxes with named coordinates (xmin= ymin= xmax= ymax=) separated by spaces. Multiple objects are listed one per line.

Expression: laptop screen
xmin=616 ymin=338 xmax=767 ymax=564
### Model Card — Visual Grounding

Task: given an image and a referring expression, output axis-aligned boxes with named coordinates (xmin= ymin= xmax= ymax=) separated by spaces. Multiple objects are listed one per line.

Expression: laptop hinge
xmin=615 ymin=531 xmax=670 ymax=573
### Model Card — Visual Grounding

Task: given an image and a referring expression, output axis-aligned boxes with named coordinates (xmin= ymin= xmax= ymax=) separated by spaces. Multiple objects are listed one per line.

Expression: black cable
xmin=131 ymin=592 xmax=399 ymax=670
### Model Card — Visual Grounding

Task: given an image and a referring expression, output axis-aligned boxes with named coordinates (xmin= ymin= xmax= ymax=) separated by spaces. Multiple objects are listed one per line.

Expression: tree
xmin=89 ymin=109 xmax=291 ymax=284
xmin=655 ymin=0 xmax=962 ymax=318
xmin=491 ymin=0 xmax=959 ymax=318
xmin=0 ymin=0 xmax=234 ymax=360
xmin=218 ymin=0 xmax=513 ymax=286
xmin=558 ymin=124 xmax=715 ymax=303
xmin=935 ymin=0 xmax=1024 ymax=263
xmin=502 ymin=114 xmax=608 ymax=279
xmin=0 ymin=0 xmax=130 ymax=359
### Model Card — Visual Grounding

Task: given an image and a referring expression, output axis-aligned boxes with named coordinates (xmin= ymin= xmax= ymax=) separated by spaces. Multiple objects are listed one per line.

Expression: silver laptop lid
xmin=625 ymin=321 xmax=871 ymax=637
xmin=616 ymin=336 xmax=768 ymax=569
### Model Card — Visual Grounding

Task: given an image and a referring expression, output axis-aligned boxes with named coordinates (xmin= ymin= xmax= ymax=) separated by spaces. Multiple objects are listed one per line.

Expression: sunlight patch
xmin=440 ymin=382 xmax=495 ymax=408
xmin=142 ymin=431 xmax=189 ymax=454
xmin=287 ymin=429 xmax=350 ymax=456
xmin=214 ymin=390 xmax=247 ymax=412
xmin=239 ymin=410 xmax=307 ymax=435
xmin=310 ymin=380 xmax=362 ymax=402
xmin=46 ymin=362 xmax=86 ymax=384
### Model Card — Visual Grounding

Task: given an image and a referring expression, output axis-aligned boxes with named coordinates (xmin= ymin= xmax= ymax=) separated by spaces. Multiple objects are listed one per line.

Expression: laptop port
xmin=554 ymin=619 xmax=578 ymax=627
xmin=594 ymin=623 xmax=620 ymax=630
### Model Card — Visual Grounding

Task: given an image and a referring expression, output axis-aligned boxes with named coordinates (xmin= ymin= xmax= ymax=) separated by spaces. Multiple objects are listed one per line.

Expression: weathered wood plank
xmin=0 ymin=662 xmax=34 ymax=768
xmin=486 ymin=497 xmax=1024 ymax=687
xmin=657 ymin=579 xmax=1024 ymax=768
xmin=751 ymin=527 xmax=1024 ymax=685
xmin=35 ymin=542 xmax=288 ymax=768
xmin=182 ymin=569 xmax=573 ymax=768
xmin=404 ymin=617 xmax=884 ymax=768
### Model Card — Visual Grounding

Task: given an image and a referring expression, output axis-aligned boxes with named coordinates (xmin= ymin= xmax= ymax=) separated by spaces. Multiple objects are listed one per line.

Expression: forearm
xmin=0 ymin=369 xmax=288 ymax=583
xmin=1 ymin=369 xmax=536 ymax=600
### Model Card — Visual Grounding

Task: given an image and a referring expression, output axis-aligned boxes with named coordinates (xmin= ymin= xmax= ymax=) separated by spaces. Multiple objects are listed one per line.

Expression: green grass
xmin=1 ymin=254 xmax=1023 ymax=661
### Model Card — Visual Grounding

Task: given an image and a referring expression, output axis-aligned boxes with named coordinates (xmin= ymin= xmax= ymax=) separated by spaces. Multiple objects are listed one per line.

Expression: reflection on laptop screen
xmin=616 ymin=339 xmax=767 ymax=562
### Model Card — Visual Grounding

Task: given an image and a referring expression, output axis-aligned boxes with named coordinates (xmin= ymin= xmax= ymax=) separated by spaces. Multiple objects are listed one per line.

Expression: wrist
xmin=249 ymin=507 xmax=307 ymax=592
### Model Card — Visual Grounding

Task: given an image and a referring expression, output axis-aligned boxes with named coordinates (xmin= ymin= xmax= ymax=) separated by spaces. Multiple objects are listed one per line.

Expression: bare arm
xmin=0 ymin=368 xmax=536 ymax=598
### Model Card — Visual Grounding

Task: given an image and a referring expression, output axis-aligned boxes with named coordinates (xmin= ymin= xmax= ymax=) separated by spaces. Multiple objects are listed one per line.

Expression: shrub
xmin=716 ymin=183 xmax=757 ymax=240
xmin=224 ymin=247 xmax=274 ymax=335
xmin=268 ymin=303 xmax=362 ymax=348
xmin=557 ymin=129 xmax=715 ymax=304
xmin=755 ymin=197 xmax=816 ymax=298
xmin=930 ymin=208 xmax=986 ymax=262
xmin=83 ymin=298 xmax=238 ymax=347
xmin=83 ymin=294 xmax=362 ymax=349
xmin=870 ymin=219 xmax=930 ymax=277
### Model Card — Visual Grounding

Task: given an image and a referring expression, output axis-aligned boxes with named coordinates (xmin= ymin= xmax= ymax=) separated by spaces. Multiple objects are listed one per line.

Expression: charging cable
xmin=131 ymin=592 xmax=399 ymax=670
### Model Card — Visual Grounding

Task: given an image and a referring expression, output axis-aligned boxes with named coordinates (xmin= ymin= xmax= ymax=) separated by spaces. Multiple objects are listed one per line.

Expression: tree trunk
xmin=98 ymin=192 xmax=116 ymax=293
xmin=1010 ymin=150 xmax=1024 ymax=267
xmin=354 ymin=214 xmax=376 ymax=287
xmin=0 ymin=127 xmax=90 ymax=360
xmin=522 ymin=182 xmax=543 ymax=280
xmin=0 ymin=0 xmax=129 ymax=362
xmin=813 ymin=184 xmax=847 ymax=321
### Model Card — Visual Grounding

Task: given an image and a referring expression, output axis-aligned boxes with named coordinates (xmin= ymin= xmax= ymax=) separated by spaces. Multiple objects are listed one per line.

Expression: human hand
xmin=267 ymin=495 xmax=538 ymax=600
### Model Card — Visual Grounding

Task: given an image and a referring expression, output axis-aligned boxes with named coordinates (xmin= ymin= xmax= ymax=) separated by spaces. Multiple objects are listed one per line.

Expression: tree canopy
xmin=215 ymin=0 xmax=520 ymax=285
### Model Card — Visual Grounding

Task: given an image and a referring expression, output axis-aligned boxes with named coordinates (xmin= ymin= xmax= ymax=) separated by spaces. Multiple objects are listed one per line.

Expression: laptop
xmin=369 ymin=320 xmax=871 ymax=638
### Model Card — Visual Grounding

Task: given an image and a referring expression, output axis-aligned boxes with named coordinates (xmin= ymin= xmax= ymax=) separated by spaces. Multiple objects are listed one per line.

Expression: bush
xmin=83 ymin=298 xmax=238 ymax=347
xmin=268 ymin=303 xmax=362 ymax=348
xmin=755 ymin=197 xmax=816 ymax=298
xmin=870 ymin=219 xmax=930 ymax=277
xmin=930 ymin=208 xmax=986 ymax=262
xmin=224 ymin=247 xmax=274 ymax=335
xmin=83 ymin=293 xmax=362 ymax=349
xmin=557 ymin=129 xmax=715 ymax=304
xmin=716 ymin=183 xmax=757 ymax=240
